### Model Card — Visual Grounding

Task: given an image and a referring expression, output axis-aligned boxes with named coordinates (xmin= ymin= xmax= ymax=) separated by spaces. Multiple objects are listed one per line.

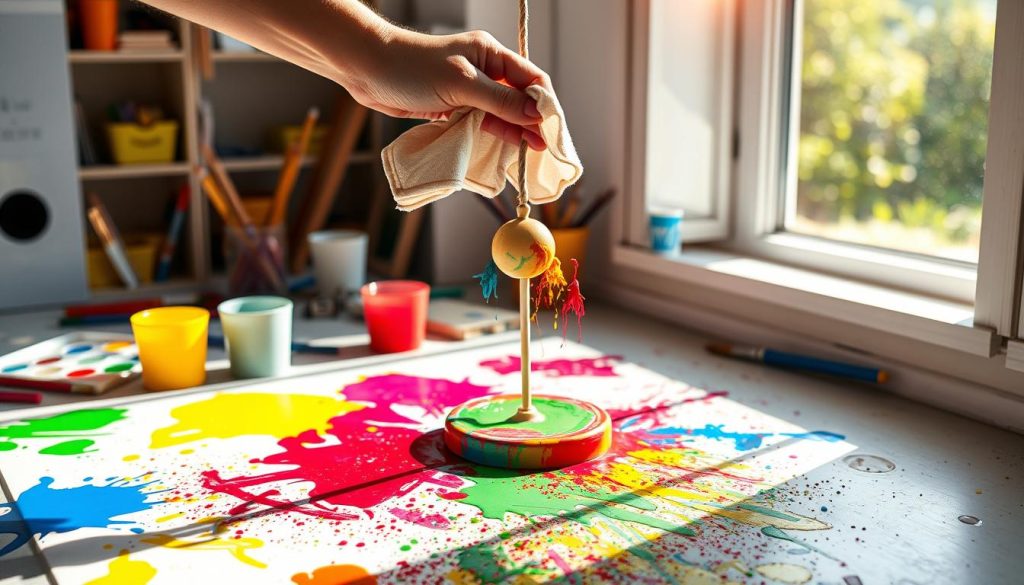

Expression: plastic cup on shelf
xmin=130 ymin=306 xmax=210 ymax=391
xmin=361 ymin=281 xmax=430 ymax=353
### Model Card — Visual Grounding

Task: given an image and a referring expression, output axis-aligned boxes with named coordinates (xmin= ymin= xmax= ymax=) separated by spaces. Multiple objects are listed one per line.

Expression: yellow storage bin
xmin=273 ymin=125 xmax=327 ymax=156
xmin=107 ymin=121 xmax=179 ymax=164
xmin=86 ymin=233 xmax=162 ymax=288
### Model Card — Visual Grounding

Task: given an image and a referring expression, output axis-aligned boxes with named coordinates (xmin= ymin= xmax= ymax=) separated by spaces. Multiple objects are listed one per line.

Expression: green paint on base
xmin=451 ymin=397 xmax=594 ymax=436
xmin=39 ymin=439 xmax=96 ymax=455
xmin=457 ymin=466 xmax=696 ymax=537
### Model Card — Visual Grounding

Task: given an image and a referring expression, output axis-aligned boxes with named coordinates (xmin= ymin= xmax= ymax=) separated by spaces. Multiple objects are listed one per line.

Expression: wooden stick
xmin=288 ymin=94 xmax=369 ymax=273
xmin=266 ymin=107 xmax=319 ymax=226
xmin=197 ymin=168 xmax=234 ymax=226
xmin=519 ymin=276 xmax=532 ymax=413
xmin=196 ymin=25 xmax=214 ymax=80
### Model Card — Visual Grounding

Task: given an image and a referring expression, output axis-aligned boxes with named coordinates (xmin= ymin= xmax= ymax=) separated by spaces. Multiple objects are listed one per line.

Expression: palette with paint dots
xmin=0 ymin=333 xmax=141 ymax=394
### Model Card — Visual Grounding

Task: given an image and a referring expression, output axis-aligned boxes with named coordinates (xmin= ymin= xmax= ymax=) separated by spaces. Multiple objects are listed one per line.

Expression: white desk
xmin=0 ymin=303 xmax=1021 ymax=584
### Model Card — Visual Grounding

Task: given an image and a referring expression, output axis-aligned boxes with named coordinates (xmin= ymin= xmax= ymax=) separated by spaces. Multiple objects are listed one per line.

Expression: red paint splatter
xmin=479 ymin=355 xmax=621 ymax=377
xmin=201 ymin=375 xmax=491 ymax=522
xmin=561 ymin=258 xmax=586 ymax=341
xmin=388 ymin=507 xmax=450 ymax=529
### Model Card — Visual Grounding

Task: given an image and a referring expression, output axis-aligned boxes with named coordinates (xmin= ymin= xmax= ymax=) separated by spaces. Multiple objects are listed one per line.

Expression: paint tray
xmin=0 ymin=332 xmax=141 ymax=395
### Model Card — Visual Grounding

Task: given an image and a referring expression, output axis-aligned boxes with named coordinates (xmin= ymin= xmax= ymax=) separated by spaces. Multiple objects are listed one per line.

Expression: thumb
xmin=458 ymin=71 xmax=541 ymax=128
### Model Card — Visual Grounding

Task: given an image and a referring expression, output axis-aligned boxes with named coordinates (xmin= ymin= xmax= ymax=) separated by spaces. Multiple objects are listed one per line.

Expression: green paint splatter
xmin=457 ymin=542 xmax=536 ymax=583
xmin=39 ymin=439 xmax=96 ymax=455
xmin=456 ymin=466 xmax=697 ymax=537
xmin=450 ymin=397 xmax=593 ymax=435
xmin=761 ymin=526 xmax=836 ymax=559
xmin=0 ymin=408 xmax=126 ymax=455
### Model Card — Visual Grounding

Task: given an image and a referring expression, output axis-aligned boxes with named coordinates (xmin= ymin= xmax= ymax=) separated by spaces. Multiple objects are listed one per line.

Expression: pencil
xmin=0 ymin=390 xmax=43 ymax=404
xmin=266 ymin=107 xmax=319 ymax=226
xmin=201 ymin=142 xmax=253 ymax=227
xmin=571 ymin=189 xmax=616 ymax=228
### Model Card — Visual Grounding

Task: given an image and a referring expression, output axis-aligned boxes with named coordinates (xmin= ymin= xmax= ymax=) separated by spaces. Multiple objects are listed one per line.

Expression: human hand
xmin=336 ymin=28 xmax=550 ymax=151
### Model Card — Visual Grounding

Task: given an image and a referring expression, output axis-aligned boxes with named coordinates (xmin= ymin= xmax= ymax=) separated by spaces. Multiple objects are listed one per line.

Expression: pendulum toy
xmin=443 ymin=0 xmax=612 ymax=470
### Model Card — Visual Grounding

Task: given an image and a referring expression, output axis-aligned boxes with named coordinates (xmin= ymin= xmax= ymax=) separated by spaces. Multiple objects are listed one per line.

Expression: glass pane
xmin=789 ymin=0 xmax=997 ymax=263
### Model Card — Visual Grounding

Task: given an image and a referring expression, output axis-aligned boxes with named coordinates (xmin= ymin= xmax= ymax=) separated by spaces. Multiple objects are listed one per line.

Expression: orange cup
xmin=81 ymin=0 xmax=119 ymax=51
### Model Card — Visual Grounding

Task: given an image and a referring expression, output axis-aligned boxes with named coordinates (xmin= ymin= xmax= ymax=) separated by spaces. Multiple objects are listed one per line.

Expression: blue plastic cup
xmin=649 ymin=208 xmax=685 ymax=253
xmin=218 ymin=296 xmax=293 ymax=378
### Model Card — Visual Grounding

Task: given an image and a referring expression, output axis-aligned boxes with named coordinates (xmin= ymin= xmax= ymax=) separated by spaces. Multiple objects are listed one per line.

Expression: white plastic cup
xmin=218 ymin=296 xmax=293 ymax=378
xmin=308 ymin=230 xmax=369 ymax=299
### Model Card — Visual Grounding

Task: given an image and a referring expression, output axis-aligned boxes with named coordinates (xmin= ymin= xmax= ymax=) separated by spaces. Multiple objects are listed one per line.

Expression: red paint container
xmin=361 ymin=281 xmax=429 ymax=353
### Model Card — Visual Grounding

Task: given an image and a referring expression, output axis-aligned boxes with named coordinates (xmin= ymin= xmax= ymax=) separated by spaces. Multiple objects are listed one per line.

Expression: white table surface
xmin=0 ymin=302 xmax=1021 ymax=584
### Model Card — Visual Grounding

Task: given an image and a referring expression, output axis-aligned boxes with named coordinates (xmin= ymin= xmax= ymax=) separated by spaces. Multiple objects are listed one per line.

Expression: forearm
xmin=143 ymin=0 xmax=394 ymax=86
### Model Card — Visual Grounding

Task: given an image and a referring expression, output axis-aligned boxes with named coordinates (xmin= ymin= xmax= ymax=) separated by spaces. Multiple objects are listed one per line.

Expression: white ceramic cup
xmin=308 ymin=230 xmax=369 ymax=299
xmin=217 ymin=296 xmax=293 ymax=378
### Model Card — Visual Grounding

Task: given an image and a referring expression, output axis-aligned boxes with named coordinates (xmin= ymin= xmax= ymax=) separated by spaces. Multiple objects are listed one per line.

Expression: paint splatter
xmin=388 ymin=507 xmax=450 ymax=529
xmin=755 ymin=562 xmax=814 ymax=584
xmin=452 ymin=542 xmax=538 ymax=583
xmin=142 ymin=533 xmax=266 ymax=568
xmin=472 ymin=260 xmax=500 ymax=303
xmin=84 ymin=550 xmax=157 ymax=585
xmin=202 ymin=375 xmax=492 ymax=520
xmin=646 ymin=423 xmax=845 ymax=451
xmin=561 ymin=258 xmax=586 ymax=341
xmin=292 ymin=564 xmax=377 ymax=585
xmin=0 ymin=476 xmax=163 ymax=556
xmin=479 ymin=355 xmax=621 ymax=377
xmin=149 ymin=392 xmax=364 ymax=449
xmin=0 ymin=408 xmax=126 ymax=454
xmin=761 ymin=526 xmax=837 ymax=559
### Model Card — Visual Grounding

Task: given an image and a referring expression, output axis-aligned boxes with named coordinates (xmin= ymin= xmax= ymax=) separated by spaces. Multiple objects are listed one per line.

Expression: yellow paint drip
xmin=142 ymin=534 xmax=267 ymax=568
xmin=84 ymin=550 xmax=157 ymax=585
xmin=755 ymin=563 xmax=813 ymax=584
xmin=149 ymin=392 xmax=364 ymax=448
xmin=155 ymin=512 xmax=184 ymax=523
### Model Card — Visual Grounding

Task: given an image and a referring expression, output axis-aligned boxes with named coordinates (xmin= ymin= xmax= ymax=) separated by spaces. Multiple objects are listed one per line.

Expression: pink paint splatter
xmin=388 ymin=507 xmax=451 ymax=529
xmin=479 ymin=355 xmax=622 ymax=378
xmin=201 ymin=375 xmax=491 ymax=521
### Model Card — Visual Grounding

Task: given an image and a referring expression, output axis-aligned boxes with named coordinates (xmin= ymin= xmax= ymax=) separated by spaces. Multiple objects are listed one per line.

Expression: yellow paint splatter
xmin=155 ymin=512 xmax=184 ymax=523
xmin=84 ymin=550 xmax=156 ymax=585
xmin=180 ymin=448 xmax=195 ymax=455
xmin=142 ymin=534 xmax=267 ymax=568
xmin=149 ymin=392 xmax=364 ymax=448
xmin=755 ymin=563 xmax=813 ymax=584
xmin=123 ymin=454 xmax=140 ymax=462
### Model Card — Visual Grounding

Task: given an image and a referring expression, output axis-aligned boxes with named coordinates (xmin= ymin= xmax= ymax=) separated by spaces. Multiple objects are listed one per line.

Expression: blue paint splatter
xmin=0 ymin=476 xmax=165 ymax=557
xmin=473 ymin=260 xmax=500 ymax=303
xmin=647 ymin=424 xmax=844 ymax=451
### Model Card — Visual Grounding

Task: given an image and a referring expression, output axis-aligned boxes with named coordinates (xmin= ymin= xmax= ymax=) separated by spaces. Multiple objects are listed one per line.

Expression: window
xmin=786 ymin=0 xmax=997 ymax=264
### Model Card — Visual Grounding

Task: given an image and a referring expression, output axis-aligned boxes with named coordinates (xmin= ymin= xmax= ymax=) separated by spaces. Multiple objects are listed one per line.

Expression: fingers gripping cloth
xmin=381 ymin=79 xmax=582 ymax=210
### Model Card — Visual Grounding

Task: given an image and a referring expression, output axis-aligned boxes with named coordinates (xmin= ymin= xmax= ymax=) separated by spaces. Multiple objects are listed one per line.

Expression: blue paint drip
xmin=473 ymin=260 xmax=500 ymax=303
xmin=647 ymin=424 xmax=844 ymax=451
xmin=0 ymin=476 xmax=165 ymax=557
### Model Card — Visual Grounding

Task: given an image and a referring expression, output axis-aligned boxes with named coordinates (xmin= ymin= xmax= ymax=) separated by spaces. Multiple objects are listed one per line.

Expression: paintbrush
xmin=266 ymin=107 xmax=319 ymax=226
xmin=571 ymin=189 xmax=616 ymax=228
xmin=706 ymin=342 xmax=889 ymax=384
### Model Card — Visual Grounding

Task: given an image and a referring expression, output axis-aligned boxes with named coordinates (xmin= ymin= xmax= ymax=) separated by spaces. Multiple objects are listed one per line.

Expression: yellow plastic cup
xmin=130 ymin=306 xmax=210 ymax=391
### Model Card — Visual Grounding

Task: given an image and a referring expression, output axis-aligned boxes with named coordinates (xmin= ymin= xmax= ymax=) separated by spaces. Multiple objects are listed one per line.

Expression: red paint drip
xmin=479 ymin=355 xmax=621 ymax=377
xmin=561 ymin=258 xmax=586 ymax=341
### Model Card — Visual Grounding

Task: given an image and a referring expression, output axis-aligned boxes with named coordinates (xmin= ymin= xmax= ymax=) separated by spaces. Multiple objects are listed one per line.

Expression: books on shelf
xmin=118 ymin=30 xmax=177 ymax=53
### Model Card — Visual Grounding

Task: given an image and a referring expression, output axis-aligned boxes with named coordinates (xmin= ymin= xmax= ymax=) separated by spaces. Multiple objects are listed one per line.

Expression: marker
xmin=0 ymin=390 xmax=43 ymax=404
xmin=706 ymin=343 xmax=888 ymax=384
xmin=207 ymin=335 xmax=339 ymax=355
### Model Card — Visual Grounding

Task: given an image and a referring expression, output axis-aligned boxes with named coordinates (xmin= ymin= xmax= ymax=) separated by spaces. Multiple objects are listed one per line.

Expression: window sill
xmin=609 ymin=244 xmax=998 ymax=357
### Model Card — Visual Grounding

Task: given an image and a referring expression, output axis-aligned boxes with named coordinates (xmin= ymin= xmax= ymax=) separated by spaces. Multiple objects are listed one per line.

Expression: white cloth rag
xmin=382 ymin=85 xmax=583 ymax=212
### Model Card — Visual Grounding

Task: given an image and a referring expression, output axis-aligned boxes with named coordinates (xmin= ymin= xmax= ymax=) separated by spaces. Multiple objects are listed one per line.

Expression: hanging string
xmin=516 ymin=0 xmax=530 ymax=215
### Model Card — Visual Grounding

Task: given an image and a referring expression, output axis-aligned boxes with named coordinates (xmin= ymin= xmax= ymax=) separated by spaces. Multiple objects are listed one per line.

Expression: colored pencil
xmin=207 ymin=334 xmax=339 ymax=355
xmin=0 ymin=376 xmax=95 ymax=394
xmin=266 ymin=107 xmax=319 ymax=226
xmin=155 ymin=183 xmax=191 ymax=282
xmin=571 ymin=188 xmax=616 ymax=228
xmin=65 ymin=298 xmax=162 ymax=318
xmin=86 ymin=193 xmax=139 ymax=289
xmin=0 ymin=390 xmax=43 ymax=405
xmin=706 ymin=342 xmax=889 ymax=384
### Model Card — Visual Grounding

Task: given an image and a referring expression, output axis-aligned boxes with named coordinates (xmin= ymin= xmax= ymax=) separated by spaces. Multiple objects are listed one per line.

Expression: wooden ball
xmin=491 ymin=217 xmax=556 ymax=279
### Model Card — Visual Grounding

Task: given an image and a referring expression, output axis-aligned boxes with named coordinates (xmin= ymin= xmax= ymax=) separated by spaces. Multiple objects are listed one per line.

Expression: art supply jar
xmin=308 ymin=230 xmax=368 ymax=300
xmin=130 ymin=306 xmax=209 ymax=391
xmin=218 ymin=296 xmax=293 ymax=379
xmin=361 ymin=281 xmax=430 ymax=353
xmin=649 ymin=207 xmax=685 ymax=253
xmin=80 ymin=0 xmax=119 ymax=51
xmin=224 ymin=224 xmax=287 ymax=297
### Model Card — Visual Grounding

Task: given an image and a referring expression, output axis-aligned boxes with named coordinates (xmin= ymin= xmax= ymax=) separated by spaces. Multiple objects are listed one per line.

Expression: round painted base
xmin=444 ymin=394 xmax=612 ymax=469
